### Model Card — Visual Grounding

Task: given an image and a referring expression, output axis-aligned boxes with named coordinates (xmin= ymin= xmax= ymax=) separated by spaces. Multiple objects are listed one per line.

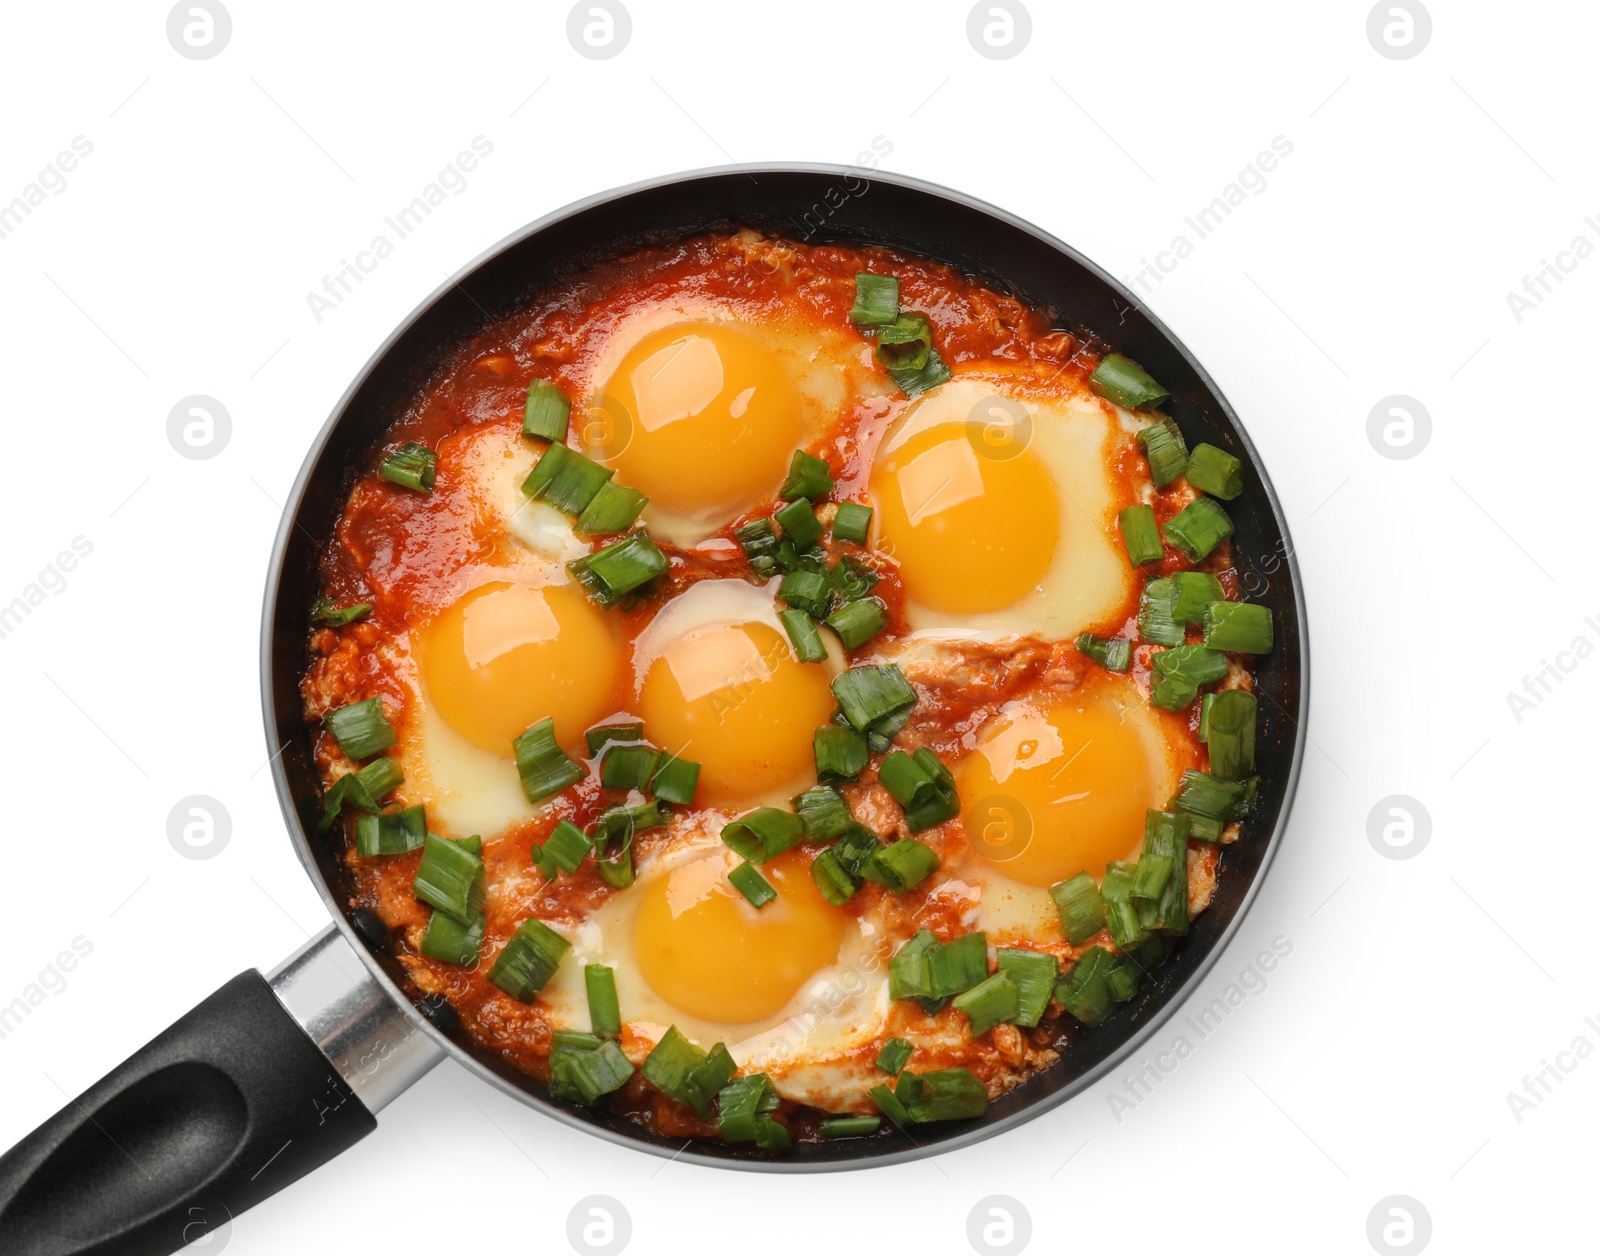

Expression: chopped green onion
xmin=869 ymin=1082 xmax=913 ymax=1126
xmin=876 ymin=1038 xmax=913 ymax=1075
xmin=585 ymin=964 xmax=621 ymax=1037
xmin=413 ymin=832 xmax=486 ymax=924
xmin=825 ymin=597 xmax=888 ymax=650
xmin=1173 ymin=768 xmax=1253 ymax=824
xmin=833 ymin=501 xmax=874 ymax=544
xmin=832 ymin=663 xmax=918 ymax=732
xmin=779 ymin=449 xmax=834 ymax=501
xmin=1076 ymin=632 xmax=1132 ymax=673
xmin=650 ymin=753 xmax=701 ymax=806
xmin=820 ymin=1115 xmax=881 ymax=1139
xmin=1091 ymin=354 xmax=1170 ymax=411
xmin=353 ymin=805 xmax=425 ymax=857
xmin=600 ymin=743 xmax=659 ymax=792
xmin=1203 ymin=601 xmax=1273 ymax=654
xmin=996 ymin=948 xmax=1057 ymax=1028
xmin=553 ymin=1030 xmax=604 ymax=1052
xmin=1141 ymin=810 xmax=1192 ymax=934
xmin=1055 ymin=946 xmax=1117 ymax=1027
xmin=1186 ymin=813 xmax=1224 ymax=843
xmin=1172 ymin=571 xmax=1225 ymax=623
xmin=419 ymin=909 xmax=484 ymax=966
xmin=716 ymin=1072 xmax=786 ymax=1146
xmin=522 ymin=379 xmax=571 ymax=442
xmin=1049 ymin=872 xmax=1106 ymax=943
xmin=952 ymin=972 xmax=1020 ymax=1037
xmin=794 ymin=785 xmax=855 ymax=841
xmin=1162 ymin=497 xmax=1234 ymax=562
xmin=928 ymin=931 xmax=989 ymax=999
xmin=378 ymin=441 xmax=437 ymax=492
xmin=591 ymin=800 xmax=669 ymax=848
xmin=720 ymin=807 xmax=805 ymax=863
xmin=1106 ymin=899 xmax=1146 ymax=950
xmin=1131 ymin=853 xmax=1173 ymax=900
xmin=317 ymin=778 xmax=351 ymax=832
xmin=736 ymin=517 xmax=782 ymax=577
xmin=1185 ymin=442 xmax=1244 ymax=499
xmin=865 ymin=706 xmax=912 ymax=753
xmin=875 ymin=311 xmax=933 ymax=372
xmin=878 ymin=746 xmax=959 ymax=832
xmin=326 ymin=757 xmax=405 ymax=823
xmin=1206 ymin=690 xmax=1257 ymax=780
xmin=311 ymin=597 xmax=372 ymax=627
xmin=894 ymin=1068 xmax=988 ymax=1122
xmin=687 ymin=1043 xmax=738 ymax=1118
xmin=850 ymin=272 xmax=900 ymax=326
xmin=487 ymin=917 xmax=570 ymax=1001
xmin=1118 ymin=504 xmax=1164 ymax=565
xmin=597 ymin=846 xmax=634 ymax=889
xmin=779 ymin=568 xmax=833 ymax=619
xmin=886 ymin=346 xmax=951 ymax=398
xmin=888 ymin=929 xmax=939 ymax=1001
xmin=809 ymin=848 xmax=860 ymax=905
xmin=774 ymin=497 xmax=824 ymax=548
xmin=575 ymin=481 xmax=649 ymax=536
xmin=1135 ymin=417 xmax=1187 ymax=486
xmin=1149 ymin=644 xmax=1229 ymax=712
xmin=829 ymin=554 xmax=880 ymax=603
xmin=1137 ymin=577 xmax=1184 ymax=647
xmin=552 ymin=1037 xmax=634 ymax=1105
xmin=861 ymin=839 xmax=940 ymax=893
xmin=641 ymin=1027 xmax=709 ymax=1112
xmin=585 ymin=722 xmax=644 ymax=757
xmin=540 ymin=819 xmax=591 ymax=873
xmin=728 ymin=861 xmax=776 ymax=908
xmin=1106 ymin=955 xmax=1144 ymax=1003
xmin=325 ymin=697 xmax=396 ymax=762
xmin=568 ymin=530 xmax=669 ymax=608
xmin=513 ymin=717 xmax=584 ymax=803
xmin=520 ymin=441 xmax=613 ymax=515
xmin=778 ymin=608 xmax=827 ymax=663
xmin=814 ymin=724 xmax=869 ymax=783
xmin=1101 ymin=861 xmax=1136 ymax=903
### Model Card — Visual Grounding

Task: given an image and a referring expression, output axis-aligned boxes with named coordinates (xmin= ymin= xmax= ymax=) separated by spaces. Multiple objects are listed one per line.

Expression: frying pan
xmin=0 ymin=165 xmax=1307 ymax=1254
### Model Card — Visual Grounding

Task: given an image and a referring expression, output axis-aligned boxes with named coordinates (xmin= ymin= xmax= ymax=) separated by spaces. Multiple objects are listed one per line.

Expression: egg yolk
xmin=870 ymin=422 xmax=1060 ymax=614
xmin=634 ymin=849 xmax=846 ymax=1023
xmin=594 ymin=322 xmax=803 ymax=520
xmin=957 ymin=696 xmax=1160 ymax=887
xmin=638 ymin=620 xmax=834 ymax=804
xmin=419 ymin=581 xmax=620 ymax=756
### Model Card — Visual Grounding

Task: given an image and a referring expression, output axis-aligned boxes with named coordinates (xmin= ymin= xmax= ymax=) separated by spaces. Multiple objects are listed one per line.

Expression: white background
xmin=0 ymin=2 xmax=1592 ymax=1253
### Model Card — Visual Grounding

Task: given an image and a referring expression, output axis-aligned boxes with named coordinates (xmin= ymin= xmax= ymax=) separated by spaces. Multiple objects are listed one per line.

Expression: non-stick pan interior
xmin=263 ymin=166 xmax=1305 ymax=1169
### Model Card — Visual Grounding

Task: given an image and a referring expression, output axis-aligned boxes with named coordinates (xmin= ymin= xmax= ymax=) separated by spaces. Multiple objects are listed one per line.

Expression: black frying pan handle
xmin=0 ymin=968 xmax=375 ymax=1256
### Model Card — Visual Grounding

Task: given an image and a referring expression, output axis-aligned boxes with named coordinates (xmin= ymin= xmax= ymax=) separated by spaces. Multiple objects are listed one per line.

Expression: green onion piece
xmin=1149 ymin=644 xmax=1229 ymax=712
xmin=888 ymin=929 xmax=939 ymax=1001
xmin=1101 ymin=861 xmax=1137 ymax=903
xmin=1092 ymin=354 xmax=1170 ymax=411
xmin=600 ymin=743 xmax=660 ymax=792
xmin=641 ymin=1028 xmax=711 ymax=1111
xmin=865 ymin=706 xmax=912 ymax=753
xmin=591 ymin=800 xmax=669 ymax=848
xmin=869 ymin=1082 xmax=913 ymax=1127
xmin=861 ymin=839 xmax=940 ymax=893
xmin=317 ymin=778 xmax=351 ymax=832
xmin=487 ymin=917 xmax=570 ymax=1001
xmin=686 ymin=1043 xmax=738 ymax=1118
xmin=1162 ymin=497 xmax=1234 ymax=562
xmin=832 ymin=664 xmax=917 ymax=732
xmin=820 ymin=1116 xmax=881 ymax=1139
xmin=457 ymin=835 xmax=483 ymax=856
xmin=555 ymin=1037 xmax=634 ymax=1105
xmin=311 ymin=597 xmax=372 ymax=627
xmin=1206 ymin=690 xmax=1257 ymax=780
xmin=585 ymin=722 xmax=644 ymax=757
xmin=520 ymin=440 xmax=614 ymax=515
xmin=353 ymin=805 xmax=426 ymax=857
xmin=779 ymin=449 xmax=835 ymax=501
xmin=717 ymin=1073 xmax=785 ymax=1145
xmin=825 ymin=598 xmax=888 ymax=650
xmin=419 ymin=909 xmax=484 ymax=966
xmin=1106 ymin=899 xmax=1147 ymax=950
xmin=1203 ymin=601 xmax=1273 ymax=654
xmin=996 ymin=948 xmax=1057 ymax=1028
xmin=736 ymin=517 xmax=782 ymax=577
xmin=1198 ymin=693 xmax=1214 ymax=743
xmin=529 ymin=836 xmax=558 ymax=877
xmin=1172 ymin=571 xmax=1225 ymax=623
xmin=650 ymin=753 xmax=700 ymax=806
xmin=878 ymin=747 xmax=959 ymax=832
xmin=1186 ymin=442 xmax=1244 ymax=499
xmin=779 ymin=568 xmax=833 ymax=619
xmin=876 ymin=1038 xmax=913 ymax=1075
xmin=728 ymin=861 xmax=777 ymax=909
xmin=1055 ymin=946 xmax=1117 ymax=1027
xmin=875 ymin=311 xmax=933 ymax=372
xmin=928 ymin=931 xmax=989 ymax=999
xmin=814 ymin=724 xmax=869 ymax=783
xmin=774 ymin=497 xmax=824 ymax=548
xmin=895 ymin=1068 xmax=988 ymax=1122
xmin=1050 ymin=872 xmax=1106 ymax=943
xmin=553 ymin=1030 xmax=603 ymax=1052
xmin=1131 ymin=853 xmax=1173 ymax=900
xmin=325 ymin=697 xmax=396 ymax=762
xmin=952 ymin=972 xmax=1020 ymax=1037
xmin=794 ymin=785 xmax=854 ymax=841
xmin=569 ymin=530 xmax=669 ymax=608
xmin=829 ymin=554 xmax=880 ymax=604
xmin=1172 ymin=769 xmax=1244 ymax=820
xmin=575 ymin=481 xmax=649 ymax=536
xmin=887 ymin=346 xmax=951 ymax=398
xmin=543 ymin=819 xmax=591 ymax=873
xmin=1118 ymin=504 xmax=1164 ymax=565
xmin=720 ymin=808 xmax=805 ymax=863
xmin=1137 ymin=578 xmax=1185 ymax=647
xmin=850 ymin=272 xmax=900 ymax=326
xmin=778 ymin=608 xmax=827 ymax=664
xmin=833 ymin=501 xmax=873 ymax=544
xmin=522 ymin=378 xmax=571 ymax=442
xmin=378 ymin=441 xmax=437 ymax=492
xmin=585 ymin=964 xmax=621 ymax=1037
xmin=413 ymin=832 xmax=487 ymax=924
xmin=1106 ymin=955 xmax=1144 ymax=1003
xmin=1076 ymin=632 xmax=1132 ymax=673
xmin=597 ymin=847 xmax=634 ymax=888
xmin=809 ymin=848 xmax=860 ymax=905
xmin=335 ymin=756 xmax=404 ymax=816
xmin=1141 ymin=810 xmax=1192 ymax=934
xmin=513 ymin=717 xmax=584 ymax=803
xmin=1187 ymin=813 xmax=1224 ymax=843
xmin=1135 ymin=417 xmax=1187 ymax=485
xmin=835 ymin=825 xmax=881 ymax=870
